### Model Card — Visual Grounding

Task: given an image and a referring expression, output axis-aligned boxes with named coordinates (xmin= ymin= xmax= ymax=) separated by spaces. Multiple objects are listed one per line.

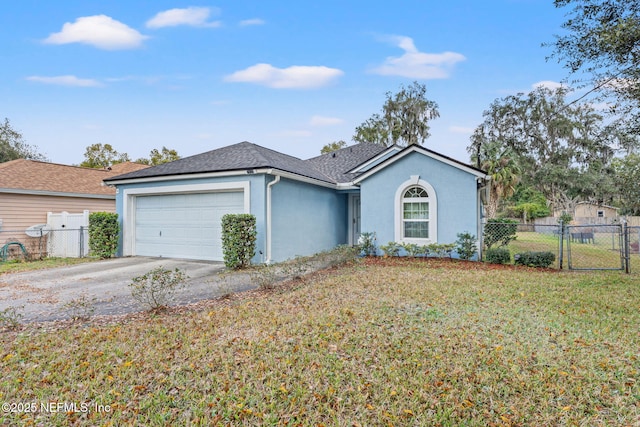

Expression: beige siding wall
xmin=574 ymin=204 xmax=618 ymax=218
xmin=0 ymin=193 xmax=114 ymax=243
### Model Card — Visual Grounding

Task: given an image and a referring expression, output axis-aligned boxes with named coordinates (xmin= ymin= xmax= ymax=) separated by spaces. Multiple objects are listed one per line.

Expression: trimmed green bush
xmin=514 ymin=251 xmax=556 ymax=268
xmin=485 ymin=247 xmax=511 ymax=264
xmin=88 ymin=212 xmax=119 ymax=259
xmin=221 ymin=214 xmax=257 ymax=269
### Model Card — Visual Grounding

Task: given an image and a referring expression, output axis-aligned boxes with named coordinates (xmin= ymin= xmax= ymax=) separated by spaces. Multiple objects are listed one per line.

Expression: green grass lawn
xmin=1 ymin=258 xmax=639 ymax=426
xmin=507 ymin=232 xmax=629 ymax=270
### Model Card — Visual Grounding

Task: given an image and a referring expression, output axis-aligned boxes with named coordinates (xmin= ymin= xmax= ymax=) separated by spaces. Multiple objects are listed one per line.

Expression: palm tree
xmin=476 ymin=140 xmax=521 ymax=219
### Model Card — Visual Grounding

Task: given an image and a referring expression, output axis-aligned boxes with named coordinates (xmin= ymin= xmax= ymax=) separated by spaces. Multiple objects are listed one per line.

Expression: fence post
xmin=558 ymin=220 xmax=564 ymax=270
xmin=79 ymin=226 xmax=85 ymax=258
xmin=623 ymin=220 xmax=630 ymax=274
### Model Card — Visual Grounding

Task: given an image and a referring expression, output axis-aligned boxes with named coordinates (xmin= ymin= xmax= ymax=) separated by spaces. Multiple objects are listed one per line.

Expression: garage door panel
xmin=134 ymin=192 xmax=244 ymax=261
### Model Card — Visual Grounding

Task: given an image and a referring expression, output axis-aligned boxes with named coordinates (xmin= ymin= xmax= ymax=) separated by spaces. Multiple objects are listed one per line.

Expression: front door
xmin=351 ymin=195 xmax=361 ymax=245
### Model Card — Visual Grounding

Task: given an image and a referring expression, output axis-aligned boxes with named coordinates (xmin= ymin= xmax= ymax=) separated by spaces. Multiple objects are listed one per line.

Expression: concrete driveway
xmin=0 ymin=257 xmax=257 ymax=323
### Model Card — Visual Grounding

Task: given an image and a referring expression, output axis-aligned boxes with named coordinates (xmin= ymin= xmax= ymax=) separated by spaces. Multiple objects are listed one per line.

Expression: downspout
xmin=477 ymin=177 xmax=490 ymax=260
xmin=266 ymin=174 xmax=281 ymax=264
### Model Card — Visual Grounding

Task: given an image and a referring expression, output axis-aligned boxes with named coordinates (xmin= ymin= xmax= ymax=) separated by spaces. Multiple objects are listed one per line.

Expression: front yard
xmin=1 ymin=258 xmax=639 ymax=426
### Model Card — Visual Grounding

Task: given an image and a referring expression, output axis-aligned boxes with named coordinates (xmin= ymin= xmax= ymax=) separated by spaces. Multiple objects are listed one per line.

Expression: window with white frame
xmin=394 ymin=177 xmax=437 ymax=243
xmin=402 ymin=186 xmax=429 ymax=239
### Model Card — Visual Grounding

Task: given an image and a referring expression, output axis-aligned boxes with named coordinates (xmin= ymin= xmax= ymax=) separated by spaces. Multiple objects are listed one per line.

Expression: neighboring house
xmin=0 ymin=160 xmax=148 ymax=246
xmin=553 ymin=202 xmax=619 ymax=220
xmin=104 ymin=141 xmax=488 ymax=263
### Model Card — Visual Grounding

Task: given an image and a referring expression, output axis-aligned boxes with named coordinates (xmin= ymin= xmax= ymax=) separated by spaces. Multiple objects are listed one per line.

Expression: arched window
xmin=402 ymin=186 xmax=429 ymax=239
xmin=394 ymin=176 xmax=437 ymax=243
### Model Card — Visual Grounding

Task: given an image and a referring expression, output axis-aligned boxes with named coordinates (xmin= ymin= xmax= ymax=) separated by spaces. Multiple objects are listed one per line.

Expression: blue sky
xmin=1 ymin=0 xmax=570 ymax=165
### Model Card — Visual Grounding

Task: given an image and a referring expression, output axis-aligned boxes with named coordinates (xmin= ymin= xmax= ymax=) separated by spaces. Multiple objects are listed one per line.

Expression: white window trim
xmin=394 ymin=175 xmax=437 ymax=244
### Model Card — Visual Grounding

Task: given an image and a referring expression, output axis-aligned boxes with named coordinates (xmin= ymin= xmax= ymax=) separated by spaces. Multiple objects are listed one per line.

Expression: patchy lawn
xmin=0 ymin=257 xmax=99 ymax=275
xmin=1 ymin=258 xmax=639 ymax=426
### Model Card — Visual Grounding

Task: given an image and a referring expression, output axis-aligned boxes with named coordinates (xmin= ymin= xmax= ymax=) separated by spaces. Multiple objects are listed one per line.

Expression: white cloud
xmin=26 ymin=75 xmax=103 ymax=87
xmin=239 ymin=18 xmax=265 ymax=27
xmin=532 ymin=80 xmax=563 ymax=90
xmin=449 ymin=126 xmax=475 ymax=134
xmin=371 ymin=35 xmax=465 ymax=79
xmin=224 ymin=63 xmax=344 ymax=89
xmin=310 ymin=115 xmax=343 ymax=126
xmin=43 ymin=15 xmax=148 ymax=50
xmin=146 ymin=7 xmax=221 ymax=28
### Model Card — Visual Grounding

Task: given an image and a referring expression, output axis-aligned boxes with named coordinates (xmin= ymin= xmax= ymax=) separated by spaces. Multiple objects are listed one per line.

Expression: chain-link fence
xmin=0 ymin=227 xmax=88 ymax=261
xmin=481 ymin=220 xmax=636 ymax=273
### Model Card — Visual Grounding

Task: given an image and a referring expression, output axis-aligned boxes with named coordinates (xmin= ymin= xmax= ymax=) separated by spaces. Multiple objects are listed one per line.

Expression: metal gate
xmin=565 ymin=224 xmax=625 ymax=271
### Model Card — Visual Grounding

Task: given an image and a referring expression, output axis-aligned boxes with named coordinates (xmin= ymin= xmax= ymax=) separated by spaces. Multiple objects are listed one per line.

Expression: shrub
xmin=401 ymin=243 xmax=423 ymax=257
xmin=455 ymin=232 xmax=477 ymax=260
xmin=61 ymin=294 xmax=97 ymax=321
xmin=88 ymin=212 xmax=119 ymax=259
xmin=0 ymin=306 xmax=23 ymax=331
xmin=427 ymin=243 xmax=456 ymax=258
xmin=129 ymin=266 xmax=189 ymax=310
xmin=483 ymin=218 xmax=518 ymax=249
xmin=514 ymin=251 xmax=556 ymax=268
xmin=358 ymin=232 xmax=377 ymax=256
xmin=221 ymin=214 xmax=257 ymax=269
xmin=485 ymin=247 xmax=511 ymax=264
xmin=249 ymin=263 xmax=279 ymax=290
xmin=380 ymin=241 xmax=401 ymax=257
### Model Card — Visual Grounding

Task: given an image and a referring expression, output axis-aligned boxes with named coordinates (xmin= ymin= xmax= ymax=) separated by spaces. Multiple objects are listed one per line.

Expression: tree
xmin=353 ymin=81 xmax=439 ymax=147
xmin=0 ymin=118 xmax=47 ymax=162
xmin=136 ymin=146 xmax=180 ymax=165
xmin=320 ymin=140 xmax=347 ymax=154
xmin=468 ymin=86 xmax=615 ymax=213
xmin=550 ymin=0 xmax=640 ymax=137
xmin=470 ymin=139 xmax=521 ymax=219
xmin=80 ymin=143 xmax=130 ymax=168
xmin=611 ymin=153 xmax=640 ymax=215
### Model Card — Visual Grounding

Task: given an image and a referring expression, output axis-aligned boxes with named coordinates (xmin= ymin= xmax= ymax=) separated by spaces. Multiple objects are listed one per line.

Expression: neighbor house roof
xmin=0 ymin=159 xmax=148 ymax=197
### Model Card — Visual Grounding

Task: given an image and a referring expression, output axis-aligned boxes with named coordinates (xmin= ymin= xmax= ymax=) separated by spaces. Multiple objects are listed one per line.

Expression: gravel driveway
xmin=0 ymin=257 xmax=257 ymax=323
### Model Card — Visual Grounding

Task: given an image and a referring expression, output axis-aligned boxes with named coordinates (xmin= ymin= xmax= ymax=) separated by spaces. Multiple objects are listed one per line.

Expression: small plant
xmin=89 ymin=212 xmax=120 ymax=259
xmin=455 ymin=232 xmax=478 ymax=260
xmin=61 ymin=294 xmax=97 ymax=321
xmin=557 ymin=212 xmax=573 ymax=225
xmin=485 ymin=247 xmax=511 ymax=264
xmin=281 ymin=256 xmax=314 ymax=281
xmin=401 ymin=242 xmax=423 ymax=257
xmin=129 ymin=266 xmax=189 ymax=311
xmin=514 ymin=251 xmax=556 ymax=268
xmin=358 ymin=232 xmax=377 ymax=256
xmin=380 ymin=241 xmax=401 ymax=257
xmin=221 ymin=214 xmax=257 ymax=269
xmin=0 ymin=306 xmax=24 ymax=330
xmin=427 ymin=243 xmax=456 ymax=258
xmin=249 ymin=263 xmax=279 ymax=290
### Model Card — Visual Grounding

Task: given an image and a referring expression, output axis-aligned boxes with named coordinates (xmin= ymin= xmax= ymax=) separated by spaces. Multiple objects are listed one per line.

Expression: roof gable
xmin=0 ymin=159 xmax=148 ymax=196
xmin=351 ymin=144 xmax=487 ymax=184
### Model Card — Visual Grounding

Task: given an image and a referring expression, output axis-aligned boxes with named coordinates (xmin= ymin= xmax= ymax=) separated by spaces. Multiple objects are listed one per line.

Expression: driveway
xmin=0 ymin=257 xmax=257 ymax=323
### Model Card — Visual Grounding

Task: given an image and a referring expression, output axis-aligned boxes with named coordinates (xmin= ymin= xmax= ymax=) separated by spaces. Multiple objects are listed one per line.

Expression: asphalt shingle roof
xmin=0 ymin=160 xmax=148 ymax=196
xmin=105 ymin=141 xmax=385 ymax=184
xmin=305 ymin=142 xmax=387 ymax=183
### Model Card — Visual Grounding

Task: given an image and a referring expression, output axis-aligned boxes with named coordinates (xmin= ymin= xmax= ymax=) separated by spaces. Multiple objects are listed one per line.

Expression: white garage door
xmin=134 ymin=191 xmax=244 ymax=261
